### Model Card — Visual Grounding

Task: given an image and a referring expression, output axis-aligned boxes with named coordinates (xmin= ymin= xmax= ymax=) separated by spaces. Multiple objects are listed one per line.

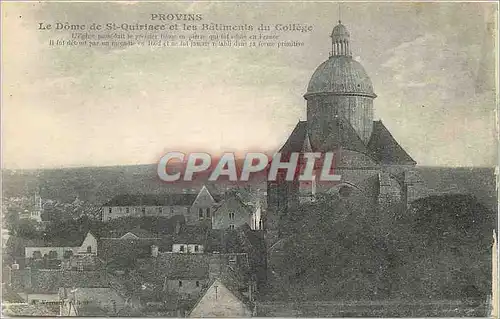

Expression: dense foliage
xmin=268 ymin=193 xmax=495 ymax=302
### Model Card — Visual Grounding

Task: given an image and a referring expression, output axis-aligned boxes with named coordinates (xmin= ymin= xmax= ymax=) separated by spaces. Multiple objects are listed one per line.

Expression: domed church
xmin=266 ymin=21 xmax=427 ymax=240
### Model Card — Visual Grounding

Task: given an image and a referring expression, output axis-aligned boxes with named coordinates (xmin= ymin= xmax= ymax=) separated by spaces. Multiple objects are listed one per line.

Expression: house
xmin=101 ymin=185 xmax=219 ymax=225
xmin=98 ymin=228 xmax=164 ymax=269
xmin=154 ymin=253 xmax=210 ymax=300
xmin=212 ymin=192 xmax=255 ymax=230
xmin=9 ymin=267 xmax=134 ymax=316
xmin=25 ymin=231 xmax=98 ymax=263
xmin=10 ymin=268 xmax=109 ymax=305
xmin=187 ymin=278 xmax=254 ymax=317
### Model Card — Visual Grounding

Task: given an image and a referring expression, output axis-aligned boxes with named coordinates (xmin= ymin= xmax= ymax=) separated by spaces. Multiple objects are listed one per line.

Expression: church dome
xmin=305 ymin=21 xmax=376 ymax=98
xmin=306 ymin=56 xmax=376 ymax=97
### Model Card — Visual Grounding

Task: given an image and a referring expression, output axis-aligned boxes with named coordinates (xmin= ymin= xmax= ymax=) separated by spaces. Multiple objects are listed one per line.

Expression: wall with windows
xmin=101 ymin=205 xmax=191 ymax=221
xmin=25 ymin=247 xmax=79 ymax=260
xmin=172 ymin=244 xmax=204 ymax=254
xmin=77 ymin=232 xmax=98 ymax=255
xmin=188 ymin=186 xmax=217 ymax=225
xmin=212 ymin=196 xmax=253 ymax=230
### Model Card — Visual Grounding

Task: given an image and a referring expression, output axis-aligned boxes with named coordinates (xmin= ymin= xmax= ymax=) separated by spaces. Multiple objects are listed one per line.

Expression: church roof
xmin=367 ymin=121 xmax=416 ymax=165
xmin=279 ymin=121 xmax=308 ymax=153
xmin=306 ymin=56 xmax=375 ymax=97
xmin=278 ymin=120 xmax=415 ymax=165
xmin=318 ymin=116 xmax=369 ymax=154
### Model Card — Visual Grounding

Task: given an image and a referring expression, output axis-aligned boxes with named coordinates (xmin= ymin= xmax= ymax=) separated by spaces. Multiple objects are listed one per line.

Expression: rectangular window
xmin=158 ymin=207 xmax=162 ymax=214
xmin=229 ymin=224 xmax=235 ymax=230
xmin=196 ymin=281 xmax=200 ymax=287
xmin=125 ymin=207 xmax=130 ymax=214
xmin=108 ymin=207 xmax=112 ymax=214
xmin=199 ymin=208 xmax=203 ymax=219
xmin=206 ymin=208 xmax=210 ymax=217
xmin=170 ymin=207 xmax=174 ymax=214
xmin=180 ymin=245 xmax=185 ymax=252
xmin=229 ymin=212 xmax=235 ymax=220
xmin=178 ymin=281 xmax=182 ymax=287
xmin=141 ymin=207 xmax=146 ymax=215
xmin=194 ymin=245 xmax=199 ymax=252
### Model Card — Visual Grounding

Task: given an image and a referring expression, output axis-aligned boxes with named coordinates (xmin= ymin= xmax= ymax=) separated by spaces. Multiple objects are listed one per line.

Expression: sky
xmin=2 ymin=1 xmax=498 ymax=169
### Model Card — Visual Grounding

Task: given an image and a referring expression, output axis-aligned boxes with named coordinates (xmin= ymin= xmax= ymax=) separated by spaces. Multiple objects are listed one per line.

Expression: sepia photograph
xmin=1 ymin=1 xmax=498 ymax=317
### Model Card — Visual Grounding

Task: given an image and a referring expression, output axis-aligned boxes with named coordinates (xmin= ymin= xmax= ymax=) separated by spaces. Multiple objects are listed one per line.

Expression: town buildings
xmin=102 ymin=185 xmax=264 ymax=231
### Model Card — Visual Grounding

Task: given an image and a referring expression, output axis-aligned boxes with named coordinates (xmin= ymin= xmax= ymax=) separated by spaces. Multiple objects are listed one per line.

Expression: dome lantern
xmin=330 ymin=21 xmax=351 ymax=57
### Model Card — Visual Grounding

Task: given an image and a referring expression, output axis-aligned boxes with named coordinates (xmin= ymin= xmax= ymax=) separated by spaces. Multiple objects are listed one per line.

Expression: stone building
xmin=25 ymin=232 xmax=98 ymax=262
xmin=266 ymin=21 xmax=427 ymax=243
xmin=101 ymin=185 xmax=219 ymax=225
xmin=212 ymin=192 xmax=256 ymax=230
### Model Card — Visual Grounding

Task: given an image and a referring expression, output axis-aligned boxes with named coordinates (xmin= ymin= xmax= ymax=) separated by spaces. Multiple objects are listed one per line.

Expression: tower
xmin=304 ymin=21 xmax=376 ymax=147
xmin=266 ymin=19 xmax=417 ymax=249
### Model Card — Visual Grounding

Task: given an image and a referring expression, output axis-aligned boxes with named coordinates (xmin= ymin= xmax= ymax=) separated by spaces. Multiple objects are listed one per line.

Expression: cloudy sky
xmin=2 ymin=1 xmax=497 ymax=169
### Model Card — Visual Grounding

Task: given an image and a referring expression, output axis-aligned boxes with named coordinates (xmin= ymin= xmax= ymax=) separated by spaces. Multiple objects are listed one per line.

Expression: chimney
xmin=151 ymin=245 xmax=159 ymax=258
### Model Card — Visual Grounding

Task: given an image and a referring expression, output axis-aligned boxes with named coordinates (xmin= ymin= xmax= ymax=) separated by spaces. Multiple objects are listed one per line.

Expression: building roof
xmin=154 ymin=253 xmax=209 ymax=280
xmin=279 ymin=120 xmax=415 ymax=166
xmin=2 ymin=304 xmax=59 ymax=316
xmin=306 ymin=56 xmax=375 ymax=98
xmin=110 ymin=228 xmax=159 ymax=239
xmin=104 ymin=194 xmax=199 ymax=207
xmin=367 ymin=121 xmax=416 ymax=165
xmin=331 ymin=21 xmax=350 ymax=39
xmin=2 ymin=284 xmax=25 ymax=303
xmin=25 ymin=231 xmax=89 ymax=248
xmin=279 ymin=121 xmax=308 ymax=153
xmin=11 ymin=269 xmax=111 ymax=294
xmin=319 ymin=117 xmax=370 ymax=154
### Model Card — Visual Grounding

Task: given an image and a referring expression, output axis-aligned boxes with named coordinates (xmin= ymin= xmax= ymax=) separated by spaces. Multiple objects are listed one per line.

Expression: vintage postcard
xmin=1 ymin=1 xmax=498 ymax=317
